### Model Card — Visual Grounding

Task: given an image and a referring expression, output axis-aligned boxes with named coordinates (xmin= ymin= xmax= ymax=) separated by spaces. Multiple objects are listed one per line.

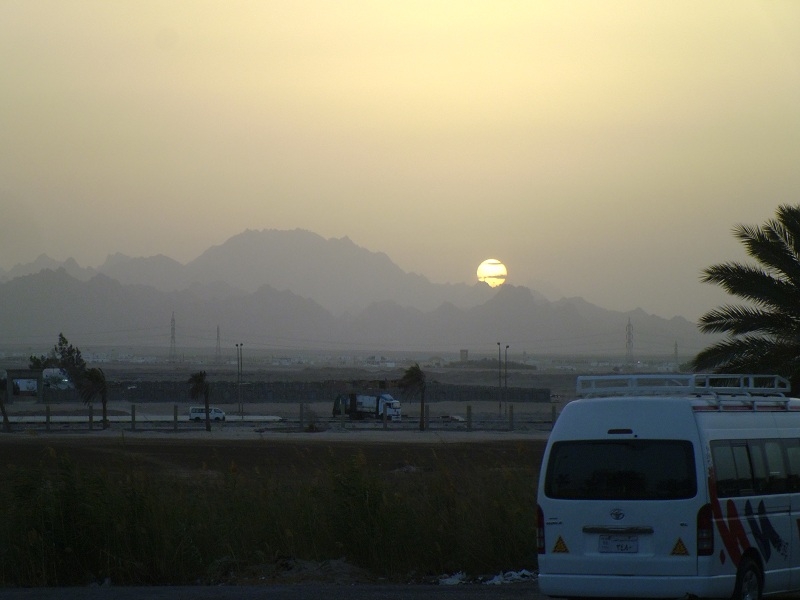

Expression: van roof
xmin=577 ymin=373 xmax=789 ymax=397
xmin=576 ymin=374 xmax=799 ymax=412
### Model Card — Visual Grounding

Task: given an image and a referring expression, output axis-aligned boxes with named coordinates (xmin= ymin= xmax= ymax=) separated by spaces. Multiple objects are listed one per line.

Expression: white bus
xmin=537 ymin=374 xmax=800 ymax=600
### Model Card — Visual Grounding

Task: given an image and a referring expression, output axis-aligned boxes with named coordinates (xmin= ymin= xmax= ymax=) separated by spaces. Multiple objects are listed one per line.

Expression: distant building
xmin=364 ymin=355 xmax=395 ymax=368
xmin=460 ymin=349 xmax=469 ymax=362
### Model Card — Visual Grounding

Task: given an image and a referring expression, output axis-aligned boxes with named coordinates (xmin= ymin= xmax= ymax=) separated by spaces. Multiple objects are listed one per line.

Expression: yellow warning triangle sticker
xmin=671 ymin=538 xmax=689 ymax=556
xmin=552 ymin=536 xmax=569 ymax=553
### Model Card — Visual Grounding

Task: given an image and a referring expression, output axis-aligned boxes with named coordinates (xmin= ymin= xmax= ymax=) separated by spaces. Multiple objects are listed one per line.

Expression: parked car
xmin=188 ymin=406 xmax=226 ymax=421
xmin=439 ymin=415 xmax=465 ymax=422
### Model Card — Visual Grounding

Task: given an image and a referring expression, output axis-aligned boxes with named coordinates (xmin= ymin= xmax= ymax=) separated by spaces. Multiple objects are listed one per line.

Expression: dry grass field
xmin=0 ymin=362 xmax=564 ymax=585
xmin=0 ymin=428 xmax=547 ymax=585
xmin=0 ymin=433 xmax=547 ymax=485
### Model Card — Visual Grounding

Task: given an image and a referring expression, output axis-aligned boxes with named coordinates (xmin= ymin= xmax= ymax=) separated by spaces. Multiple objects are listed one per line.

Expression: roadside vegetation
xmin=29 ymin=333 xmax=110 ymax=429
xmin=0 ymin=440 xmax=538 ymax=587
xmin=188 ymin=370 xmax=212 ymax=432
xmin=398 ymin=362 xmax=427 ymax=431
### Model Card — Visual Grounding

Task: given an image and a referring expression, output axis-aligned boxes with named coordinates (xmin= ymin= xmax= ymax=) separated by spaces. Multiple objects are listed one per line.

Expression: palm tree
xmin=77 ymin=367 xmax=108 ymax=429
xmin=188 ymin=370 xmax=212 ymax=432
xmin=691 ymin=204 xmax=800 ymax=387
xmin=398 ymin=363 xmax=426 ymax=431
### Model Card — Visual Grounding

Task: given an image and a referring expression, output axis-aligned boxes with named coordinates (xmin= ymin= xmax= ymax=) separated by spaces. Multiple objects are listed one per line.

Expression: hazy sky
xmin=2 ymin=1 xmax=799 ymax=321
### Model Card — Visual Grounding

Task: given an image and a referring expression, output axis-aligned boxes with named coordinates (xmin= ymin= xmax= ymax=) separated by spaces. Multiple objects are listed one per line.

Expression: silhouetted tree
xmin=692 ymin=204 xmax=800 ymax=388
xmin=188 ymin=370 xmax=211 ymax=432
xmin=399 ymin=363 xmax=427 ymax=431
xmin=29 ymin=333 xmax=87 ymax=384
xmin=77 ymin=367 xmax=108 ymax=429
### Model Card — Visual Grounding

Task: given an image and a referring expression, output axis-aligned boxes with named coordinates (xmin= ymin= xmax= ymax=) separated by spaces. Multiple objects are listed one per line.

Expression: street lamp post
xmin=236 ymin=343 xmax=243 ymax=416
xmin=504 ymin=344 xmax=509 ymax=416
xmin=497 ymin=342 xmax=502 ymax=416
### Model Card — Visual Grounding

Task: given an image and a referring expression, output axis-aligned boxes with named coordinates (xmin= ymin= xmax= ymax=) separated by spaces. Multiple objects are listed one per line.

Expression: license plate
xmin=599 ymin=534 xmax=639 ymax=553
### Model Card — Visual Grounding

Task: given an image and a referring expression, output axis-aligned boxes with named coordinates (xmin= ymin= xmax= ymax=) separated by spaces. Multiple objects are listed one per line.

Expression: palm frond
xmin=701 ymin=263 xmax=800 ymax=312
xmin=398 ymin=363 xmax=426 ymax=395
xmin=776 ymin=204 xmax=800 ymax=264
xmin=698 ymin=304 xmax=800 ymax=336
xmin=690 ymin=335 xmax=800 ymax=377
xmin=77 ymin=367 xmax=107 ymax=406
xmin=188 ymin=370 xmax=209 ymax=400
xmin=733 ymin=209 xmax=800 ymax=285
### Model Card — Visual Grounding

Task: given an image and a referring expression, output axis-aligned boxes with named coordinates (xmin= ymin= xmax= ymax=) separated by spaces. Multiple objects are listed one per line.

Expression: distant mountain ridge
xmin=0 ymin=229 xmax=712 ymax=356
xmin=3 ymin=229 xmax=505 ymax=313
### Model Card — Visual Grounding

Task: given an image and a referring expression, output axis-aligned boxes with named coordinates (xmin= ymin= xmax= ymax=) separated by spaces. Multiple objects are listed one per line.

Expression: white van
xmin=537 ymin=374 xmax=800 ymax=600
xmin=188 ymin=406 xmax=226 ymax=422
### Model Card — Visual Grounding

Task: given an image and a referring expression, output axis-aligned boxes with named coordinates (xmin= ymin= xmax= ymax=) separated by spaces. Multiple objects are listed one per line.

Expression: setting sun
xmin=477 ymin=259 xmax=507 ymax=288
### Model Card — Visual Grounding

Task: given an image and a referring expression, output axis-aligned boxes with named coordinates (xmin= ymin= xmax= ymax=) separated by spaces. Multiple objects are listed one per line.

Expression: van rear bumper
xmin=538 ymin=573 xmax=733 ymax=599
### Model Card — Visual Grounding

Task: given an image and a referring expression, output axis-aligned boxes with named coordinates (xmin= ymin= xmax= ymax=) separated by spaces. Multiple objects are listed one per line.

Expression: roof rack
xmin=576 ymin=374 xmax=791 ymax=399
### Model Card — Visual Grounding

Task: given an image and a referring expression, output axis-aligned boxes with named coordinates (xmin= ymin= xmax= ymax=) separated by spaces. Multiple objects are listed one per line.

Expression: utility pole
xmin=497 ymin=342 xmax=502 ymax=416
xmin=504 ymin=344 xmax=509 ymax=416
xmin=168 ymin=312 xmax=177 ymax=363
xmin=236 ymin=343 xmax=243 ymax=416
xmin=625 ymin=317 xmax=633 ymax=369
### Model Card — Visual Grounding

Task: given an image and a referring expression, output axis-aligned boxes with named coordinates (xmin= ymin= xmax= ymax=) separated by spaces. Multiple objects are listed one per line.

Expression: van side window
xmin=711 ymin=441 xmax=754 ymax=497
xmin=711 ymin=442 xmax=739 ymax=497
xmin=731 ymin=443 xmax=754 ymax=495
xmin=763 ymin=440 xmax=788 ymax=494
xmin=785 ymin=439 xmax=800 ymax=492
xmin=748 ymin=441 xmax=768 ymax=494
xmin=712 ymin=439 xmax=788 ymax=497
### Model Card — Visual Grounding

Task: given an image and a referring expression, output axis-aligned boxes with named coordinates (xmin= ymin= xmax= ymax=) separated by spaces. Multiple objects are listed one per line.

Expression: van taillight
xmin=537 ymin=505 xmax=545 ymax=554
xmin=697 ymin=503 xmax=713 ymax=556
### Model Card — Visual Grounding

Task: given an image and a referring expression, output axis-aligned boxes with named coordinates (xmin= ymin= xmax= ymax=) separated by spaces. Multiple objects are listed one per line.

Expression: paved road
xmin=0 ymin=582 xmax=544 ymax=600
xmin=2 ymin=399 xmax=557 ymax=441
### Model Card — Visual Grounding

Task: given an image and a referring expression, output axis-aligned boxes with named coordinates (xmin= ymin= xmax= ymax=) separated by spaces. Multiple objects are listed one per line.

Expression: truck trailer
xmin=332 ymin=393 xmax=402 ymax=421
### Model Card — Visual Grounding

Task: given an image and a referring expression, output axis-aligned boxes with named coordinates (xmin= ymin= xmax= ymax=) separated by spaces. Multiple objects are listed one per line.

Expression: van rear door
xmin=540 ymin=438 xmax=700 ymax=577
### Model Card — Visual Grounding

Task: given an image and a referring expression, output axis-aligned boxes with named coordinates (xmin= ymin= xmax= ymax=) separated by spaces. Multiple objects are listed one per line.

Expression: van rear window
xmin=544 ymin=440 xmax=697 ymax=500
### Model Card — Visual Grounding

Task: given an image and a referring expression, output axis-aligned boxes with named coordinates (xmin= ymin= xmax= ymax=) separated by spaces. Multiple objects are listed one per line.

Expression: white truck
xmin=332 ymin=393 xmax=402 ymax=421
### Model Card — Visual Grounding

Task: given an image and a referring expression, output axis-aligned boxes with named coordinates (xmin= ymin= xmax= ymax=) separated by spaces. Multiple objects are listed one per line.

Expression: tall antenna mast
xmin=169 ymin=311 xmax=177 ymax=363
xmin=215 ymin=325 xmax=222 ymax=364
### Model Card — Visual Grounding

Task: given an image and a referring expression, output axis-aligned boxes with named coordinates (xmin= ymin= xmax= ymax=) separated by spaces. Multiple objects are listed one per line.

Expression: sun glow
xmin=477 ymin=259 xmax=507 ymax=288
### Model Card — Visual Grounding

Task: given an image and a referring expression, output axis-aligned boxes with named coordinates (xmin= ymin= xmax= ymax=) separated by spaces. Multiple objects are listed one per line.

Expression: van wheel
xmin=194 ymin=417 xmax=201 ymax=422
xmin=732 ymin=557 xmax=762 ymax=600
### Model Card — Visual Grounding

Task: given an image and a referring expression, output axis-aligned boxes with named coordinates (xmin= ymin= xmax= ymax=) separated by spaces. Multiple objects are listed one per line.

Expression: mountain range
xmin=0 ymin=229 xmax=713 ymax=358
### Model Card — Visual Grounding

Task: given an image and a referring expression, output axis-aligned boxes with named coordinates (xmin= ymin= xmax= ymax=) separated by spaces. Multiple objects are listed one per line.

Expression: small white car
xmin=188 ymin=406 xmax=226 ymax=422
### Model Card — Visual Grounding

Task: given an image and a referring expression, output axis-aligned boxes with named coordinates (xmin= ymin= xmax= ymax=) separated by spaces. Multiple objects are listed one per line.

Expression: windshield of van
xmin=544 ymin=440 xmax=696 ymax=500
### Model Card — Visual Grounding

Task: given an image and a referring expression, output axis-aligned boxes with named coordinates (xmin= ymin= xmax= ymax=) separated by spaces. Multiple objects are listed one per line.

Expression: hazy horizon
xmin=2 ymin=1 xmax=799 ymax=321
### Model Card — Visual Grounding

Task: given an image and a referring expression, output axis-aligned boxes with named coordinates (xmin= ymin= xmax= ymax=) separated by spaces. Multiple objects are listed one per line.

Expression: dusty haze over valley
xmin=2 ymin=2 xmax=799 ymax=324
xmin=0 ymin=230 xmax=713 ymax=360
